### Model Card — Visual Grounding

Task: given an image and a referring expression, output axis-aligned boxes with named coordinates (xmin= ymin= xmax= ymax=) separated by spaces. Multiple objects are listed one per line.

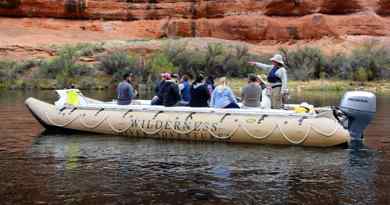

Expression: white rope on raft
xmin=45 ymin=112 xmax=80 ymax=127
xmin=46 ymin=107 xmax=340 ymax=144
xmin=135 ymin=112 xmax=165 ymax=135
xmin=135 ymin=112 xmax=198 ymax=135
xmin=277 ymin=123 xmax=312 ymax=145
xmin=207 ymin=124 xmax=240 ymax=140
xmin=310 ymin=121 xmax=339 ymax=137
xmin=79 ymin=115 xmax=108 ymax=129
xmin=239 ymin=121 xmax=277 ymax=140
xmin=107 ymin=117 xmax=133 ymax=133
xmin=165 ymin=120 xmax=197 ymax=135
xmin=240 ymin=117 xmax=339 ymax=144
xmin=137 ymin=123 xmax=164 ymax=135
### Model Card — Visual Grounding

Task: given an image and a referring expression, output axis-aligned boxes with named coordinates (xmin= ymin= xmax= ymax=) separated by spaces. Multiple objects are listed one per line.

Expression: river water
xmin=0 ymin=90 xmax=389 ymax=205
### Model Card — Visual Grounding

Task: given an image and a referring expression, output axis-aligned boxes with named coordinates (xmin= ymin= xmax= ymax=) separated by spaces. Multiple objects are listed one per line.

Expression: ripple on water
xmin=0 ymin=91 xmax=390 ymax=204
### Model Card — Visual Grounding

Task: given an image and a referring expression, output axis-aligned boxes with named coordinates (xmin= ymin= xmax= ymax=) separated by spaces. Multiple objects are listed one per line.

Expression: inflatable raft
xmin=25 ymin=89 xmax=376 ymax=147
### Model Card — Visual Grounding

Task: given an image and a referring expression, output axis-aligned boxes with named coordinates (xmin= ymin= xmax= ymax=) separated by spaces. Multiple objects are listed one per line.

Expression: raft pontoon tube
xmin=25 ymin=89 xmax=376 ymax=147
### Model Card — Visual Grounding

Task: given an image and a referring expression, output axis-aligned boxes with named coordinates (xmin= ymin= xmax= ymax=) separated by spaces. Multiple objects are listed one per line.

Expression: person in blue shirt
xmin=179 ymin=74 xmax=191 ymax=106
xmin=117 ymin=73 xmax=135 ymax=105
xmin=210 ymin=77 xmax=240 ymax=109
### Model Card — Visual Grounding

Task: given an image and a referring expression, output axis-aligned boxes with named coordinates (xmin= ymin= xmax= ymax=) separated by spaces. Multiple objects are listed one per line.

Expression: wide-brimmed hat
xmin=270 ymin=54 xmax=285 ymax=65
xmin=256 ymin=74 xmax=267 ymax=83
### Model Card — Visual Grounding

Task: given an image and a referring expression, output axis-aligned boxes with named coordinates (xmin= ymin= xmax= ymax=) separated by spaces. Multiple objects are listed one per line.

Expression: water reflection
xmin=340 ymin=147 xmax=378 ymax=205
xmin=26 ymin=134 xmax=379 ymax=204
xmin=0 ymin=90 xmax=389 ymax=204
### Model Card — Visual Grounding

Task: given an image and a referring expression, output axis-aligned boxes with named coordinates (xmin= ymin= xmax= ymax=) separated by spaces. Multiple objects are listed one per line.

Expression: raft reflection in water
xmin=30 ymin=135 xmax=379 ymax=204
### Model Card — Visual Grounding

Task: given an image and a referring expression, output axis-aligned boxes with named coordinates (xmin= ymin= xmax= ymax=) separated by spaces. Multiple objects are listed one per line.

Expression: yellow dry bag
xmin=66 ymin=90 xmax=80 ymax=106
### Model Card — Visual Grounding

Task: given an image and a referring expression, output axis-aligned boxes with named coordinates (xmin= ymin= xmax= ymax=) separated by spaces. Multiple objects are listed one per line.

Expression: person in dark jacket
xmin=117 ymin=73 xmax=135 ymax=105
xmin=205 ymin=76 xmax=215 ymax=96
xmin=151 ymin=73 xmax=180 ymax=107
xmin=189 ymin=75 xmax=210 ymax=107
xmin=152 ymin=73 xmax=168 ymax=105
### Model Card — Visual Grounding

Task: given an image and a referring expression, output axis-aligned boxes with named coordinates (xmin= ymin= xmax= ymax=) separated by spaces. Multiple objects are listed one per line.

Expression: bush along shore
xmin=0 ymin=39 xmax=390 ymax=93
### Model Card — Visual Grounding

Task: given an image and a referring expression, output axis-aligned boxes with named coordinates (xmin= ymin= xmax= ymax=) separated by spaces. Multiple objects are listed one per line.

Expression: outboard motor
xmin=339 ymin=91 xmax=376 ymax=141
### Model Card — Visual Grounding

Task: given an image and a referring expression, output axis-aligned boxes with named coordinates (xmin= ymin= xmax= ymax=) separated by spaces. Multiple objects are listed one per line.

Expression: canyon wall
xmin=0 ymin=0 xmax=390 ymax=42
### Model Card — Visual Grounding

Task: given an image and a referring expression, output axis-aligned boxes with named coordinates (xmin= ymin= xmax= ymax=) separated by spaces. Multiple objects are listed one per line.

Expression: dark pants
xmin=224 ymin=102 xmax=240 ymax=109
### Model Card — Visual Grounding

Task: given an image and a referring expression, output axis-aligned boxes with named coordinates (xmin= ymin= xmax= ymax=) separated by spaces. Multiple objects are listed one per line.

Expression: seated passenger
xmin=205 ymin=76 xmax=215 ymax=96
xmin=210 ymin=77 xmax=240 ymax=109
xmin=241 ymin=74 xmax=262 ymax=108
xmin=178 ymin=74 xmax=191 ymax=106
xmin=189 ymin=75 xmax=210 ymax=107
xmin=151 ymin=73 xmax=180 ymax=107
xmin=154 ymin=73 xmax=167 ymax=96
xmin=151 ymin=73 xmax=169 ymax=105
xmin=117 ymin=73 xmax=135 ymax=105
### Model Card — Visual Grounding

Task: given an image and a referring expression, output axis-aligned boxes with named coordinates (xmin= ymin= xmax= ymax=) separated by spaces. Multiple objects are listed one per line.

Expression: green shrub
xmin=74 ymin=43 xmax=105 ymax=57
xmin=204 ymin=43 xmax=225 ymax=75
xmin=325 ymin=52 xmax=351 ymax=79
xmin=39 ymin=46 xmax=79 ymax=78
xmin=349 ymin=40 xmax=390 ymax=81
xmin=147 ymin=52 xmax=177 ymax=75
xmin=222 ymin=45 xmax=258 ymax=77
xmin=38 ymin=46 xmax=95 ymax=88
xmin=0 ymin=59 xmax=38 ymax=88
xmin=280 ymin=46 xmax=326 ymax=80
xmin=353 ymin=67 xmax=371 ymax=82
xmin=162 ymin=41 xmax=257 ymax=78
xmin=98 ymin=51 xmax=139 ymax=80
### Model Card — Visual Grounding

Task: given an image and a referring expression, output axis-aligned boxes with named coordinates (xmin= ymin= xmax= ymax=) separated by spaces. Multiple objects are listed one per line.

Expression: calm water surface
xmin=0 ymin=90 xmax=389 ymax=205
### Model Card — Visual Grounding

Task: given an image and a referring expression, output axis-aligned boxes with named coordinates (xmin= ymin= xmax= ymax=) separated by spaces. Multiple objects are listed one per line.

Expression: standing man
xmin=117 ymin=73 xmax=135 ymax=105
xmin=249 ymin=54 xmax=288 ymax=109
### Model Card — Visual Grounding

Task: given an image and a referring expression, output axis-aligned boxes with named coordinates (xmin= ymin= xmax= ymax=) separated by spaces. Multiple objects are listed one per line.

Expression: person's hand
xmin=248 ymin=61 xmax=257 ymax=65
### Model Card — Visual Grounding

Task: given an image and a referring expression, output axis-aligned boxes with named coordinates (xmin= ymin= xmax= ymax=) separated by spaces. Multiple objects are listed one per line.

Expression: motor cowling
xmin=339 ymin=91 xmax=376 ymax=141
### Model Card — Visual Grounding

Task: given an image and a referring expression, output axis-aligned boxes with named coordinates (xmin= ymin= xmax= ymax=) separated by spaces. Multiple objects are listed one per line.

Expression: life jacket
xmin=267 ymin=66 xmax=282 ymax=83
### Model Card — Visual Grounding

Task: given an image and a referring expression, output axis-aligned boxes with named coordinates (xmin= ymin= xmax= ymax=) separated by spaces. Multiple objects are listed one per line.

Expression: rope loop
xmin=277 ymin=123 xmax=311 ymax=145
xmin=107 ymin=117 xmax=132 ymax=133
xmin=311 ymin=124 xmax=339 ymax=137
xmin=137 ymin=112 xmax=163 ymax=135
xmin=240 ymin=121 xmax=277 ymax=140
xmin=79 ymin=114 xmax=108 ymax=129
xmin=45 ymin=111 xmax=80 ymax=127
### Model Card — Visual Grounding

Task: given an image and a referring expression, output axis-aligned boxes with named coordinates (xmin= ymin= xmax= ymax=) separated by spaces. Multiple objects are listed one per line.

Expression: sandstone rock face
xmin=377 ymin=0 xmax=390 ymax=16
xmin=0 ymin=0 xmax=390 ymax=42
xmin=264 ymin=0 xmax=321 ymax=16
xmin=319 ymin=0 xmax=362 ymax=14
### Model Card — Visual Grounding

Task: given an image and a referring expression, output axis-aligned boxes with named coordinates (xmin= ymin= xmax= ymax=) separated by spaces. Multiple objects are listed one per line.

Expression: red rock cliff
xmin=0 ymin=0 xmax=390 ymax=42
